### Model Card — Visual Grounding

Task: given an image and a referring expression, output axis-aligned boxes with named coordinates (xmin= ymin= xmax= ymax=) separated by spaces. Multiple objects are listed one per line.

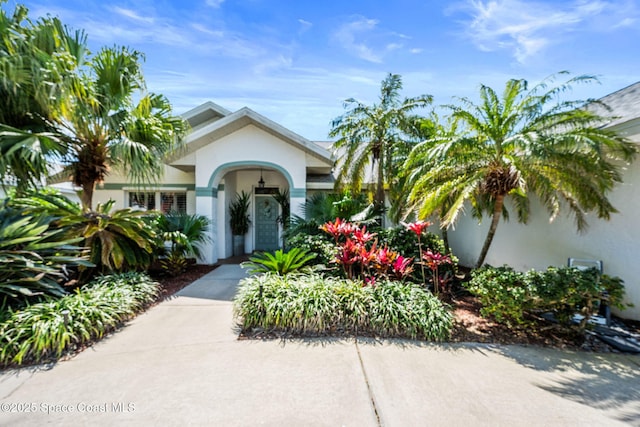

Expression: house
xmin=94 ymin=83 xmax=640 ymax=320
xmin=93 ymin=102 xmax=334 ymax=264
xmin=447 ymin=82 xmax=640 ymax=320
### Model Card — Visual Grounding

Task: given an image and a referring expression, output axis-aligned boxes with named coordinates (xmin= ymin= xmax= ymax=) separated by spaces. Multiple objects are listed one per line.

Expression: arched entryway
xmin=203 ymin=161 xmax=301 ymax=261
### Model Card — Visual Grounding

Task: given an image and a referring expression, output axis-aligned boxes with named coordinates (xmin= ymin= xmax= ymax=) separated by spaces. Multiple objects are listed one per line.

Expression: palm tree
xmin=0 ymin=4 xmax=187 ymax=211
xmin=55 ymin=46 xmax=188 ymax=211
xmin=406 ymin=73 xmax=637 ymax=268
xmin=398 ymin=114 xmax=459 ymax=252
xmin=329 ymin=73 xmax=432 ymax=217
xmin=0 ymin=5 xmax=87 ymax=192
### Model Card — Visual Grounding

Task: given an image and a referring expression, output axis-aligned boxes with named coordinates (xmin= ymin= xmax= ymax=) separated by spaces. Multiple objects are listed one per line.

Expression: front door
xmin=254 ymin=194 xmax=279 ymax=251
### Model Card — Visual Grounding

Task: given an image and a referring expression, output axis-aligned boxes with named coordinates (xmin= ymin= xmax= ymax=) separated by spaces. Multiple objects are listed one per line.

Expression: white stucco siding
xmin=194 ymin=124 xmax=308 ymax=190
xmin=448 ymin=162 xmax=640 ymax=320
xmin=92 ymin=189 xmax=125 ymax=208
xmin=93 ymin=165 xmax=196 ymax=210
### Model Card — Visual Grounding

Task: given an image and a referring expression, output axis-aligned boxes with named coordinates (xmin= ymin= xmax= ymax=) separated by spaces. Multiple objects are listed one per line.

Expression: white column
xmin=290 ymin=196 xmax=306 ymax=219
xmin=196 ymin=194 xmax=217 ymax=264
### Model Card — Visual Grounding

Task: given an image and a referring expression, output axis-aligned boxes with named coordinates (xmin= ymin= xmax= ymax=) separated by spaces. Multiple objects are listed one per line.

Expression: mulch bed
xmin=158 ymin=266 xmax=639 ymax=353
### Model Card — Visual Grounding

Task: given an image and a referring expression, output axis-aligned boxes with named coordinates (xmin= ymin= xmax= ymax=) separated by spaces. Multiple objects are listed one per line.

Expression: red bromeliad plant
xmin=423 ymin=250 xmax=453 ymax=295
xmin=320 ymin=217 xmax=359 ymax=244
xmin=322 ymin=220 xmax=413 ymax=284
xmin=403 ymin=220 xmax=431 ymax=285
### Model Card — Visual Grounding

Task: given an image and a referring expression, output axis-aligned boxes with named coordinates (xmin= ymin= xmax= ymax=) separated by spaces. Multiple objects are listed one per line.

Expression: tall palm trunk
xmin=442 ymin=228 xmax=450 ymax=255
xmin=375 ymin=157 xmax=386 ymax=226
xmin=475 ymin=194 xmax=504 ymax=268
xmin=80 ymin=182 xmax=94 ymax=212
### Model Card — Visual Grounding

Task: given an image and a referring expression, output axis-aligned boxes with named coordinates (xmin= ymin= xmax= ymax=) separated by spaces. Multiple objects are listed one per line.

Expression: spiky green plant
xmin=0 ymin=272 xmax=159 ymax=366
xmin=242 ymin=248 xmax=317 ymax=275
xmin=9 ymin=190 xmax=157 ymax=275
xmin=0 ymin=206 xmax=92 ymax=308
xmin=233 ymin=274 xmax=452 ymax=340
xmin=229 ymin=191 xmax=251 ymax=236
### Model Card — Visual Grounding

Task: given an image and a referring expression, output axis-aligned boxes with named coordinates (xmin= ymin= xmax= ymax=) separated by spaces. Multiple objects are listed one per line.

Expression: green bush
xmin=233 ymin=273 xmax=452 ymax=341
xmin=242 ymin=248 xmax=317 ymax=275
xmin=9 ymin=190 xmax=158 ymax=276
xmin=378 ymin=226 xmax=448 ymax=259
xmin=0 ymin=272 xmax=159 ymax=367
xmin=0 ymin=206 xmax=92 ymax=308
xmin=286 ymin=232 xmax=336 ymax=266
xmin=467 ymin=265 xmax=629 ymax=328
xmin=466 ymin=266 xmax=532 ymax=326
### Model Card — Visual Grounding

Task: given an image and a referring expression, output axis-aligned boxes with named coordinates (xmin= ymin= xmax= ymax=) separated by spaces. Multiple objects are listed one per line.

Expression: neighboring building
xmin=0 ymin=176 xmax=81 ymax=204
xmin=447 ymin=82 xmax=640 ymax=320
xmin=93 ymin=102 xmax=334 ymax=264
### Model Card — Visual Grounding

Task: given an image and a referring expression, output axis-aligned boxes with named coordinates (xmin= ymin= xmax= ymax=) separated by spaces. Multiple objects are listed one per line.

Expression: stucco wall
xmin=93 ymin=165 xmax=196 ymax=210
xmin=195 ymin=124 xmax=308 ymax=190
xmin=448 ymin=162 xmax=640 ymax=320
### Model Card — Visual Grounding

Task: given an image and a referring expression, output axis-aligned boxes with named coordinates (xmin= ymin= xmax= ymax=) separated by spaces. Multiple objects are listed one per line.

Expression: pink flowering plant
xmin=423 ymin=250 xmax=453 ymax=296
xmin=321 ymin=219 xmax=413 ymax=284
xmin=401 ymin=220 xmax=455 ymax=296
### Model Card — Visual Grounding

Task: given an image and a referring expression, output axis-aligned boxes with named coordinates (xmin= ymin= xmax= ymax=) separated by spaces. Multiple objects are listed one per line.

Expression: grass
xmin=234 ymin=273 xmax=452 ymax=341
xmin=0 ymin=272 xmax=159 ymax=367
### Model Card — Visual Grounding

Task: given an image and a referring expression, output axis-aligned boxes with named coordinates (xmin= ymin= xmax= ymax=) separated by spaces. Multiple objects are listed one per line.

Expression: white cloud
xmin=457 ymin=0 xmax=624 ymax=62
xmin=111 ymin=7 xmax=154 ymax=24
xmin=206 ymin=0 xmax=225 ymax=8
xmin=333 ymin=17 xmax=383 ymax=63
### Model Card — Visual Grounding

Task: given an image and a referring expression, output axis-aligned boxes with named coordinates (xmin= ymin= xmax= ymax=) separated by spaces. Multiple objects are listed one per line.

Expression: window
xmin=129 ymin=192 xmax=156 ymax=210
xmin=160 ymin=192 xmax=187 ymax=213
xmin=128 ymin=191 xmax=187 ymax=213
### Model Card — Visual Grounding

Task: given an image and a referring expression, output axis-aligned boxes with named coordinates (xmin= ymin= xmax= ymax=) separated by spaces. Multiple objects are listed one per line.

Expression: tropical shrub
xmin=9 ymin=190 xmax=157 ymax=276
xmin=283 ymin=191 xmax=376 ymax=244
xmin=377 ymin=225 xmax=448 ymax=259
xmin=0 ymin=272 xmax=159 ymax=367
xmin=466 ymin=266 xmax=532 ymax=326
xmin=229 ymin=191 xmax=251 ymax=236
xmin=286 ymin=233 xmax=336 ymax=267
xmin=0 ymin=207 xmax=92 ymax=309
xmin=155 ymin=212 xmax=211 ymax=259
xmin=320 ymin=218 xmax=415 ymax=283
xmin=466 ymin=265 xmax=629 ymax=329
xmin=154 ymin=212 xmax=211 ymax=276
xmin=242 ymin=248 xmax=317 ymax=275
xmin=233 ymin=273 xmax=452 ymax=341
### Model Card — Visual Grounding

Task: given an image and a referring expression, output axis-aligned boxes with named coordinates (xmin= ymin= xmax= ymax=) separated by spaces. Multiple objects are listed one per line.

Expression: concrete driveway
xmin=1 ymin=265 xmax=639 ymax=426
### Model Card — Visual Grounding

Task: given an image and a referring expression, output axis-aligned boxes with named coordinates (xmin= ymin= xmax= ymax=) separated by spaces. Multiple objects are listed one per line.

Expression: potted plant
xmin=229 ymin=191 xmax=251 ymax=256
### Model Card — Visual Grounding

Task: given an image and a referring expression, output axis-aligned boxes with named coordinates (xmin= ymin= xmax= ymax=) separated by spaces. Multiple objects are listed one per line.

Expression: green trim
xmin=195 ymin=187 xmax=213 ymax=197
xmin=217 ymin=184 xmax=225 ymax=192
xmin=207 ymin=161 xmax=295 ymax=189
xmin=101 ymin=183 xmax=195 ymax=191
xmin=290 ymin=188 xmax=306 ymax=198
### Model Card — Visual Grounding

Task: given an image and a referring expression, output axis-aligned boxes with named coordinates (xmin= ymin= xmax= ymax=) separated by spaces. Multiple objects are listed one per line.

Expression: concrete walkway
xmin=1 ymin=265 xmax=639 ymax=426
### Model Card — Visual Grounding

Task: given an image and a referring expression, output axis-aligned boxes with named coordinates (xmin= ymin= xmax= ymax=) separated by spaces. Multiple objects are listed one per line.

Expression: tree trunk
xmin=475 ymin=194 xmax=504 ymax=268
xmin=375 ymin=158 xmax=386 ymax=226
xmin=80 ymin=182 xmax=94 ymax=212
xmin=442 ymin=228 xmax=450 ymax=255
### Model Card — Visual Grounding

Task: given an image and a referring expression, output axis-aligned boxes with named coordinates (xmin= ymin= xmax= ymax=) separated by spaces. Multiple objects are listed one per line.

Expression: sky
xmin=6 ymin=0 xmax=640 ymax=141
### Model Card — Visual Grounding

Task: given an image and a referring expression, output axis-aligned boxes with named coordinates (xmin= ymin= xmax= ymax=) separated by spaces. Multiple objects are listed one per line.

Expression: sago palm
xmin=406 ymin=72 xmax=637 ymax=268
xmin=329 ymin=73 xmax=432 ymax=214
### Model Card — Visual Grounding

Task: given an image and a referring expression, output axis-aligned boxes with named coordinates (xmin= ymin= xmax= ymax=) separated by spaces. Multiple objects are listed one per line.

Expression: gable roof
xmin=590 ymin=81 xmax=640 ymax=128
xmin=174 ymin=105 xmax=332 ymax=165
xmin=181 ymin=101 xmax=232 ymax=129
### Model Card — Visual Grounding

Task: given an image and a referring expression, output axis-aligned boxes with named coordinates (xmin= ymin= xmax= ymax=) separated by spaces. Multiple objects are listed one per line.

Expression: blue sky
xmin=7 ymin=0 xmax=640 ymax=140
